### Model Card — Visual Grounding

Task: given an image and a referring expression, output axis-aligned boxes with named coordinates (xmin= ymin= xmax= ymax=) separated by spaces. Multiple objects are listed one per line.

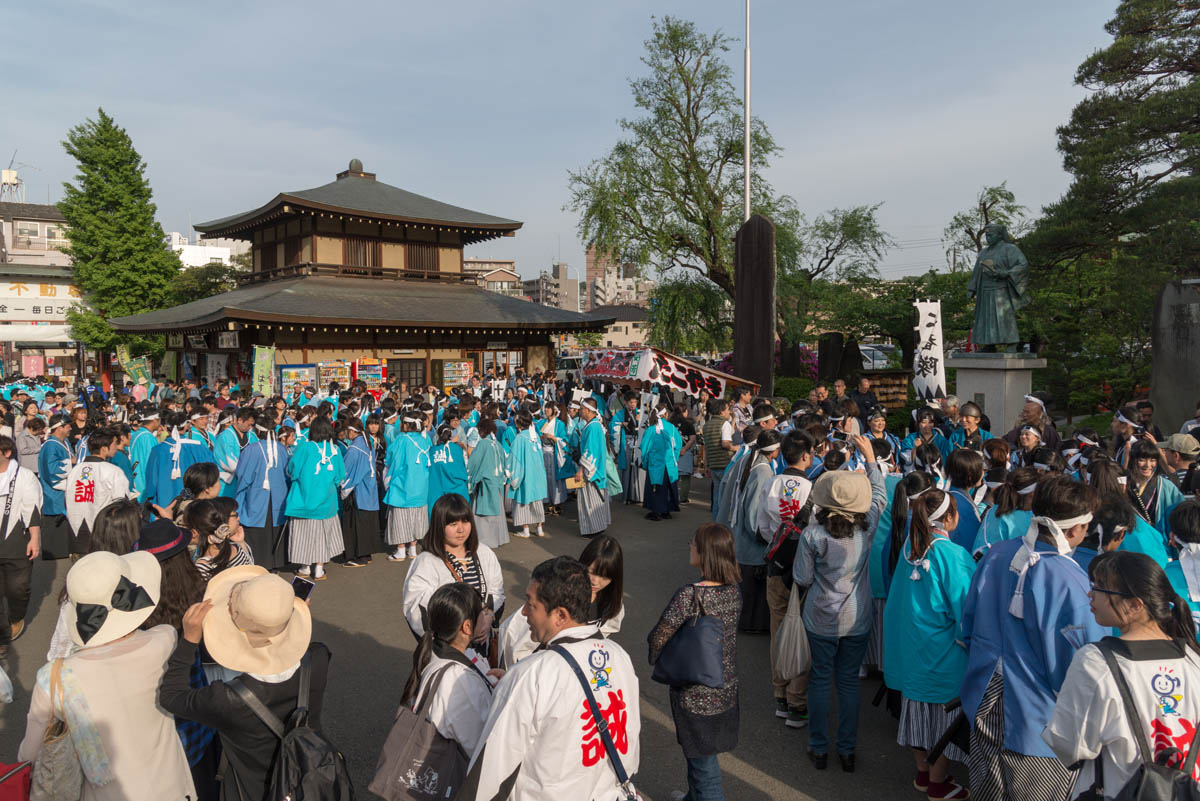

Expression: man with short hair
xmin=1137 ymin=400 xmax=1164 ymax=441
xmin=703 ymin=399 xmax=736 ymax=521
xmin=850 ymin=377 xmax=878 ymax=425
xmin=1160 ymin=434 xmax=1199 ymax=493
xmin=64 ymin=427 xmax=132 ymax=547
xmin=464 ymin=556 xmax=641 ymax=801
xmin=731 ymin=387 xmax=754 ymax=440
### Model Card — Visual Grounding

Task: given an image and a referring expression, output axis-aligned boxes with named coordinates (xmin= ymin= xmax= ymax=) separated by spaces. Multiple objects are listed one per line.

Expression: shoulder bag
xmin=1086 ymin=641 xmax=1200 ymax=801
xmin=29 ymin=658 xmax=83 ymax=801
xmin=442 ymin=555 xmax=501 ymax=669
xmin=650 ymin=586 xmax=725 ymax=689
xmin=368 ymin=665 xmax=472 ymax=801
xmin=552 ymin=646 xmax=640 ymax=801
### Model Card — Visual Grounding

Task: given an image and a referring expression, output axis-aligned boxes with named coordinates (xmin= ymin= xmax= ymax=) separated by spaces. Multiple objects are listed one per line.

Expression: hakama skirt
xmin=340 ymin=493 xmax=383 ymax=561
xmin=288 ymin=516 xmax=345 ymax=564
xmin=578 ymin=481 xmax=611 ymax=537
xmin=243 ymin=506 xmax=288 ymax=571
xmin=386 ymin=505 xmax=427 ymax=545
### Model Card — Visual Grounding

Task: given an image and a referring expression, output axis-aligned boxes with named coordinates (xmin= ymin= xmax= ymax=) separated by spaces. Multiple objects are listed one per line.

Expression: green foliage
xmin=772 ymin=376 xmax=816 ymax=409
xmin=1063 ymin=412 xmax=1114 ymax=439
xmin=645 ymin=274 xmax=732 ymax=353
xmin=170 ymin=251 xmax=249 ymax=306
xmin=58 ymin=108 xmax=181 ymax=352
xmin=573 ymin=331 xmax=604 ymax=349
xmin=943 ymin=183 xmax=1030 ymax=269
xmin=887 ymin=384 xmax=920 ymax=435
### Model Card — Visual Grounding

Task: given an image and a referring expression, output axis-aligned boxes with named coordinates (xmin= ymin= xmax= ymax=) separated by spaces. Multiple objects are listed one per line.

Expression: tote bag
xmin=771 ymin=582 xmax=811 ymax=682
xmin=30 ymin=659 xmax=83 ymax=801
xmin=651 ymin=587 xmax=725 ymax=689
xmin=369 ymin=666 xmax=471 ymax=801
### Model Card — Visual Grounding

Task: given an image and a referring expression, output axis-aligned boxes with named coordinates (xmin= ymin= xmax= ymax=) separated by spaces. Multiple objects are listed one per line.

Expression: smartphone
xmin=291 ymin=575 xmax=316 ymax=602
xmin=832 ymin=430 xmax=848 ymax=442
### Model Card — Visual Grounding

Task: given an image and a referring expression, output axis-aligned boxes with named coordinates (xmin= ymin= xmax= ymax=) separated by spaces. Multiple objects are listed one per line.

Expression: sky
xmin=2 ymin=0 xmax=1117 ymax=282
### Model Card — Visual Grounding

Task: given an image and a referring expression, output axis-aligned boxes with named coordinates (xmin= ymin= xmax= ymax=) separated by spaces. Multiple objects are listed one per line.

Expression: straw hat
xmin=202 ymin=565 xmax=312 ymax=675
xmin=65 ymin=551 xmax=161 ymax=648
xmin=810 ymin=470 xmax=872 ymax=517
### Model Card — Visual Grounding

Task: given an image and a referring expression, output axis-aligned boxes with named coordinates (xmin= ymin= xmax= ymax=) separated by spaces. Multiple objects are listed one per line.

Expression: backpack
xmin=764 ymin=499 xmax=813 ymax=575
xmin=228 ymin=657 xmax=356 ymax=801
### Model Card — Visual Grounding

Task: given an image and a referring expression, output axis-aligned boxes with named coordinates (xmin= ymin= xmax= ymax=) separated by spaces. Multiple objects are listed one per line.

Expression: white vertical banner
xmin=913 ymin=300 xmax=947 ymax=401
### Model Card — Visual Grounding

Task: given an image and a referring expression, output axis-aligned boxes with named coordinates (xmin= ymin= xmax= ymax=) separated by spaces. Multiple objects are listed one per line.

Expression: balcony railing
xmin=239 ymin=261 xmax=480 ymax=286
xmin=10 ymin=236 xmax=69 ymax=252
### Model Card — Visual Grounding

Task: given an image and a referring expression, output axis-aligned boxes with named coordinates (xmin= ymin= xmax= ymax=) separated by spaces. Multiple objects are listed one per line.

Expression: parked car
xmin=860 ymin=346 xmax=890 ymax=371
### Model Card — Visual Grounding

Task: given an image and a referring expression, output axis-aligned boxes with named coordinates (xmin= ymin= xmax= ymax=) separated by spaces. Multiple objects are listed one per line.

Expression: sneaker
xmin=535 ymin=527 xmax=547 ymax=538
xmin=296 ymin=565 xmax=312 ymax=577
xmin=514 ymin=529 xmax=532 ymax=538
xmin=313 ymin=564 xmax=327 ymax=581
xmin=407 ymin=544 xmax=418 ymax=558
xmin=388 ymin=551 xmax=407 ymax=562
xmin=8 ymin=620 xmax=25 ymax=641
xmin=914 ymin=770 xmax=931 ymax=792
xmin=785 ymin=707 xmax=809 ymax=729
xmin=774 ymin=698 xmax=789 ymax=719
xmin=927 ymin=780 xmax=969 ymax=801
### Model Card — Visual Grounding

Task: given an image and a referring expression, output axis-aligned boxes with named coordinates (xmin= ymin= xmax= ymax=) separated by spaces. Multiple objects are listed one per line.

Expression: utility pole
xmin=744 ymin=0 xmax=751 ymax=223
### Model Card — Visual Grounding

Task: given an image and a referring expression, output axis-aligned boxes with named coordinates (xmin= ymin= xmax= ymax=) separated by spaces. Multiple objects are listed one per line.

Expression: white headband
xmin=1017 ymin=482 xmax=1039 ymax=495
xmin=1008 ymin=511 xmax=1094 ymax=618
xmin=141 ymin=411 xmax=159 ymax=421
xmin=1024 ymin=394 xmax=1045 ymax=410
xmin=1033 ymin=462 xmax=1052 ymax=471
xmin=759 ymin=442 xmax=781 ymax=454
xmin=928 ymin=493 xmax=952 ymax=522
xmin=907 ymin=487 xmax=930 ymax=502
xmin=754 ymin=413 xmax=776 ymax=424
xmin=1115 ymin=410 xmax=1139 ymax=428
xmin=1076 ymin=436 xmax=1099 ymax=448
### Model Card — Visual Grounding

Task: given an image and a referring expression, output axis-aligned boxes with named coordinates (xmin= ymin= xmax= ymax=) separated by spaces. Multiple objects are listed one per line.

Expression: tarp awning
xmin=0 ymin=325 xmax=73 ymax=344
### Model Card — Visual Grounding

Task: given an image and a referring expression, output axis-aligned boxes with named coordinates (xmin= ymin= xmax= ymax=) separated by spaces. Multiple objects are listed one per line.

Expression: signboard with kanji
xmin=252 ymin=346 xmax=276 ymax=396
xmin=912 ymin=300 xmax=947 ymax=401
xmin=0 ymin=280 xmax=81 ymax=322
xmin=582 ymin=347 xmax=756 ymax=400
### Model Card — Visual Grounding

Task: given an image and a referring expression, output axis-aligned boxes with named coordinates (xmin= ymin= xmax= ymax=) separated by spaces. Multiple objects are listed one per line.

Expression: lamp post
xmin=744 ymin=0 xmax=751 ymax=223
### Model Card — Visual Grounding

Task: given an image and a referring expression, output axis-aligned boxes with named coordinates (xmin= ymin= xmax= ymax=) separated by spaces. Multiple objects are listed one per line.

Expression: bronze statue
xmin=967 ymin=223 xmax=1032 ymax=350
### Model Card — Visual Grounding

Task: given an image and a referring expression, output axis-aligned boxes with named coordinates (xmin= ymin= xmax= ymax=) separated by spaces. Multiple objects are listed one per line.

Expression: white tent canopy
xmin=0 ymin=325 xmax=73 ymax=344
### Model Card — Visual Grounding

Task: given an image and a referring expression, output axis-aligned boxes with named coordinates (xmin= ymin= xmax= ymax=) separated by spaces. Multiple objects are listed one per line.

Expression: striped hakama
xmin=578 ymin=481 xmax=611 ymax=536
xmin=474 ymin=513 xmax=509 ymax=549
xmin=864 ymin=598 xmax=886 ymax=668
xmin=968 ymin=668 xmax=1077 ymax=801
xmin=287 ymin=516 xmax=345 ymax=564
xmin=386 ymin=505 xmax=427 ymax=545
xmin=512 ymin=500 xmax=545 ymax=527
xmin=543 ymin=447 xmax=567 ymax=505
xmin=898 ymin=696 xmax=967 ymax=763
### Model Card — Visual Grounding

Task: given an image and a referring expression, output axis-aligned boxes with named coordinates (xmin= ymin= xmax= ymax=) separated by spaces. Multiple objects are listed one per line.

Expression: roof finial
xmin=349 ymin=158 xmax=363 ymax=173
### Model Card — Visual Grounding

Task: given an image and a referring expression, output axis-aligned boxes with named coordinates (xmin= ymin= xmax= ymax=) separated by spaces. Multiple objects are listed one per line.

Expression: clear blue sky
xmin=2 ymin=0 xmax=1115 ymax=281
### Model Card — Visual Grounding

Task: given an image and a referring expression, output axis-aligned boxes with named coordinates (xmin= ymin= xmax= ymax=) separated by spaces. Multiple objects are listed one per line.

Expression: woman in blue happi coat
xmin=145 ymin=411 xmax=216 ymax=516
xmin=506 ymin=411 xmax=548 ymax=539
xmin=467 ymin=415 xmax=509 ymax=549
xmin=284 ymin=416 xmax=346 ymax=580
xmin=1126 ymin=438 xmax=1185 ymax=539
xmin=538 ymin=403 xmax=572 ymax=516
xmin=338 ymin=417 xmax=383 ymax=566
xmin=639 ymin=401 xmax=682 ymax=521
xmin=971 ymin=467 xmax=1039 ymax=558
xmin=884 ymin=488 xmax=976 ymax=798
xmin=960 ymin=477 xmax=1106 ymax=800
xmin=383 ymin=412 xmax=431 ymax=561
xmin=1085 ymin=457 xmax=1170 ymax=567
xmin=234 ymin=413 xmax=291 ymax=571
xmin=427 ymin=424 xmax=469 ymax=512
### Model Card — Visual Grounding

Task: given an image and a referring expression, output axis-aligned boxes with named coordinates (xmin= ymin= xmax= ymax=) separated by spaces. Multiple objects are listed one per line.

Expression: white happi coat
xmin=413 ymin=652 xmax=494 ymax=755
xmin=65 ymin=458 xmax=132 ymax=534
xmin=465 ymin=624 xmax=641 ymax=801
xmin=401 ymin=548 xmax=505 ymax=637
xmin=498 ymin=605 xmax=626 ymax=668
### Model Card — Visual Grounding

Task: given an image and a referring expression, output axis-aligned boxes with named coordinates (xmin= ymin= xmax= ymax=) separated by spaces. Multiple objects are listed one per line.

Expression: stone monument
xmin=733 ymin=215 xmax=776 ymax=396
xmin=1150 ymin=279 xmax=1200 ymax=432
xmin=949 ymin=223 xmax=1043 ymax=429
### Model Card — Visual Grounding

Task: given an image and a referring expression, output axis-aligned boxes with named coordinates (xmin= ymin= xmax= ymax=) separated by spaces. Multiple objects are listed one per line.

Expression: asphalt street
xmin=0 ymin=481 xmax=960 ymax=801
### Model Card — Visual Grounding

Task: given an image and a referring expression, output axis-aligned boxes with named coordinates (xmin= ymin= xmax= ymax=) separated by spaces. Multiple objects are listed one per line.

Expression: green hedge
xmin=773 ymin=376 xmax=816 ymax=409
xmin=886 ymin=385 xmax=921 ymax=433
xmin=1062 ymin=412 xmax=1113 ymax=438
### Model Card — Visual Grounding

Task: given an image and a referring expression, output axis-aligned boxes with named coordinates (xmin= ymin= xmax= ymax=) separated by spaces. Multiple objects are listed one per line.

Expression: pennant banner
xmin=252 ymin=345 xmax=276 ymax=397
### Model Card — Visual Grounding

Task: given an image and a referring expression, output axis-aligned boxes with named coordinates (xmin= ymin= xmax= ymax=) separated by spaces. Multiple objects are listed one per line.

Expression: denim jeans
xmin=806 ymin=630 xmax=869 ymax=755
xmin=682 ymin=754 xmax=724 ymax=801
xmin=710 ymin=467 xmax=726 ymax=521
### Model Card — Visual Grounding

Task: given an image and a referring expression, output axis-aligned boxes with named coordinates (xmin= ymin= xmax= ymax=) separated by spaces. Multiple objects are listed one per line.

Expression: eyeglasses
xmin=1090 ymin=584 xmax=1134 ymax=598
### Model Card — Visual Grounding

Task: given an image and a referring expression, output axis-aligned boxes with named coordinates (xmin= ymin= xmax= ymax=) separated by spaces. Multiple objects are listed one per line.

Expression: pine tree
xmin=59 ymin=108 xmax=181 ymax=355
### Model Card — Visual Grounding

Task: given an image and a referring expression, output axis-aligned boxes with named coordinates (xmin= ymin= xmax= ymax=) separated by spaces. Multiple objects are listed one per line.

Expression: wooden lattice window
xmin=408 ymin=243 xmax=438 ymax=272
xmin=345 ymin=237 xmax=379 ymax=267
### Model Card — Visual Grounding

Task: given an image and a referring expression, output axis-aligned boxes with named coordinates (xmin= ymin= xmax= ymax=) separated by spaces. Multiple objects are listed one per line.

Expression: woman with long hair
xmin=538 ymin=402 xmax=571 ymax=516
xmin=427 ymin=423 xmax=469 ymax=510
xmin=284 ymin=417 xmax=346 ymax=580
xmin=1087 ymin=457 xmax=1169 ymax=566
xmin=972 ymin=466 xmax=1040 ymax=557
xmin=649 ymin=524 xmax=742 ymax=801
xmin=394 ymin=582 xmax=494 ymax=756
xmin=1045 ymin=551 xmax=1200 ymax=796
xmin=401 ymin=493 xmax=505 ymax=647
xmin=1127 ymin=439 xmax=1185 ymax=536
xmin=883 ymin=489 xmax=975 ymax=800
xmin=384 ymin=411 xmax=432 ymax=562
xmin=961 ymin=477 xmax=1105 ymax=801
xmin=188 ymin=499 xmax=253 ymax=582
xmin=339 ymin=418 xmax=383 ymax=566
xmin=467 ymin=415 xmax=509 ymax=549
xmin=498 ymin=533 xmax=626 ymax=666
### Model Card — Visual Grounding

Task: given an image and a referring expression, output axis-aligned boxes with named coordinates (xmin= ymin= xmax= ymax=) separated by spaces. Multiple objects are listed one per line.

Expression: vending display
xmin=318 ymin=360 xmax=351 ymax=390
xmin=442 ymin=360 xmax=472 ymax=392
xmin=279 ymin=364 xmax=318 ymax=398
xmin=353 ymin=358 xmax=387 ymax=399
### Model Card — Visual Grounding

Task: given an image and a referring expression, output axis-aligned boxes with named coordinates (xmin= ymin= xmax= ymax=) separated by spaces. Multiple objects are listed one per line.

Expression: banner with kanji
xmin=252 ymin=345 xmax=276 ymax=396
xmin=912 ymin=300 xmax=947 ymax=401
xmin=125 ymin=356 xmax=152 ymax=388
xmin=582 ymin=347 xmax=758 ymax=399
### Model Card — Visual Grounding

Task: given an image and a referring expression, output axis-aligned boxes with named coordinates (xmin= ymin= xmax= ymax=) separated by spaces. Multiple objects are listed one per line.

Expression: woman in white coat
xmin=393 ymin=582 xmax=495 ymax=756
xmin=402 ymin=493 xmax=505 ymax=643
xmin=498 ymin=533 xmax=626 ymax=666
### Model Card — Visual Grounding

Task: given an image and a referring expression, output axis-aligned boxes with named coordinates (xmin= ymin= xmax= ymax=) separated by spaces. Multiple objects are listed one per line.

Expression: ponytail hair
xmin=1089 ymin=551 xmax=1200 ymax=654
xmin=890 ymin=471 xmax=934 ymax=574
xmin=993 ymin=466 xmax=1040 ymax=517
xmin=399 ymin=582 xmax=484 ymax=707
xmin=909 ymin=488 xmax=952 ymax=560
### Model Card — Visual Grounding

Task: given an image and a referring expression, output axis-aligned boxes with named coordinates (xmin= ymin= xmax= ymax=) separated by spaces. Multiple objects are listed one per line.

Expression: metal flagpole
xmin=744 ymin=0 xmax=751 ymax=223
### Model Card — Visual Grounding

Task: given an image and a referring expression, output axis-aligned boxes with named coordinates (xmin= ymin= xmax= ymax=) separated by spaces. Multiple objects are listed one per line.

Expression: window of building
xmin=45 ymin=224 xmax=64 ymax=241
xmin=260 ymin=244 xmax=277 ymax=272
xmin=388 ymin=358 xmax=425 ymax=387
xmin=284 ymin=238 xmax=305 ymax=267
xmin=345 ymin=237 xmax=378 ymax=267
xmin=15 ymin=221 xmax=38 ymax=238
xmin=408 ymin=243 xmax=438 ymax=272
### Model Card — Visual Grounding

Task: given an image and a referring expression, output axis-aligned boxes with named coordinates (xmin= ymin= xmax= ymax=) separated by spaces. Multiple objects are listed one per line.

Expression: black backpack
xmin=229 ymin=657 xmax=356 ymax=801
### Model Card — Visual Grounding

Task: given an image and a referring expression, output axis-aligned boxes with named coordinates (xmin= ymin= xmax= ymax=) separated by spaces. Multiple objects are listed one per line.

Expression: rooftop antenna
xmin=1 ymin=150 xmax=41 ymax=203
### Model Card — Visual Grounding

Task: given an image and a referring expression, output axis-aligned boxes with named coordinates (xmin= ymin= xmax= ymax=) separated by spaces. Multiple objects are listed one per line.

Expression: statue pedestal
xmin=945 ymin=352 xmax=1046 ymax=432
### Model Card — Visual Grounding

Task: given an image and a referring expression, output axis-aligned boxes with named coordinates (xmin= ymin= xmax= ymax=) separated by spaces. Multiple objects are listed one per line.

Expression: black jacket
xmin=160 ymin=638 xmax=331 ymax=801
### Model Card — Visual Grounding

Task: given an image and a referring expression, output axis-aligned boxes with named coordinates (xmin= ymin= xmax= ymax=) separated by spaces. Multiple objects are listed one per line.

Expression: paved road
xmin=0 ymin=482 xmax=954 ymax=800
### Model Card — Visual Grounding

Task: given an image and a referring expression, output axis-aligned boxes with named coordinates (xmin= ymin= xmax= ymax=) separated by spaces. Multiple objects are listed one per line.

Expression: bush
xmin=774 ymin=376 xmax=816 ymax=409
xmin=887 ymin=384 xmax=921 ymax=434
xmin=1063 ymin=412 xmax=1113 ymax=439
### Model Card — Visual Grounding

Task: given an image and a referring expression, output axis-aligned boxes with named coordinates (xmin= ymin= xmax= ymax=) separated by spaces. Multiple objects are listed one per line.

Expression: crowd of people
xmin=1 ymin=368 xmax=1200 ymax=801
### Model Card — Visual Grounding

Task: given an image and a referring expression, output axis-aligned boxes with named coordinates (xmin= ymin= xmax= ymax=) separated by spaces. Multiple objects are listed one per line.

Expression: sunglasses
xmin=1090 ymin=584 xmax=1134 ymax=598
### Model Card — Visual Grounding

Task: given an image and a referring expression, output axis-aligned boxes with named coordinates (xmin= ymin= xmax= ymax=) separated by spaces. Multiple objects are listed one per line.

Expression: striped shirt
xmin=196 ymin=542 xmax=255 ymax=581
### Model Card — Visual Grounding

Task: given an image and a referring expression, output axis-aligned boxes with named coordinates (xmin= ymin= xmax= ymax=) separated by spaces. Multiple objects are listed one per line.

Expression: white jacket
xmin=755 ymin=470 xmax=813 ymax=539
xmin=411 ymin=653 xmax=493 ymax=755
xmin=0 ymin=461 xmax=43 ymax=539
xmin=498 ymin=604 xmax=626 ymax=668
xmin=465 ymin=624 xmax=641 ymax=801
xmin=401 ymin=547 xmax=505 ymax=637
xmin=65 ymin=458 xmax=132 ymax=534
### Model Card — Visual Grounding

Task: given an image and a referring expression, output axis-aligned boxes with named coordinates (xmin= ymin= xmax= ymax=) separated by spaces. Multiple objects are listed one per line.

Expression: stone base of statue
xmin=945 ymin=352 xmax=1046 ymax=432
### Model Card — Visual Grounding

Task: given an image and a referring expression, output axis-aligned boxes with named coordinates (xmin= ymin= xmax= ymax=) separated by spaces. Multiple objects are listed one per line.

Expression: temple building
xmin=110 ymin=160 xmax=610 ymax=389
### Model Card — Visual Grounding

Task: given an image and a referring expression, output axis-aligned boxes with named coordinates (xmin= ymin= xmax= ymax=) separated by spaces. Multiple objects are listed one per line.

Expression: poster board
xmin=442 ymin=360 xmax=472 ymax=392
xmin=280 ymin=364 xmax=318 ymax=398
xmin=252 ymin=346 xmax=276 ymax=397
xmin=125 ymin=356 xmax=152 ymax=388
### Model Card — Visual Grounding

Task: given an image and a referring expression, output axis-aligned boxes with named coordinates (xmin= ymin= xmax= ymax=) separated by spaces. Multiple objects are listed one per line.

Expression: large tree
xmin=60 ymin=108 xmax=180 ymax=357
xmin=942 ymin=183 xmax=1029 ymax=270
xmin=645 ymin=275 xmax=733 ymax=354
